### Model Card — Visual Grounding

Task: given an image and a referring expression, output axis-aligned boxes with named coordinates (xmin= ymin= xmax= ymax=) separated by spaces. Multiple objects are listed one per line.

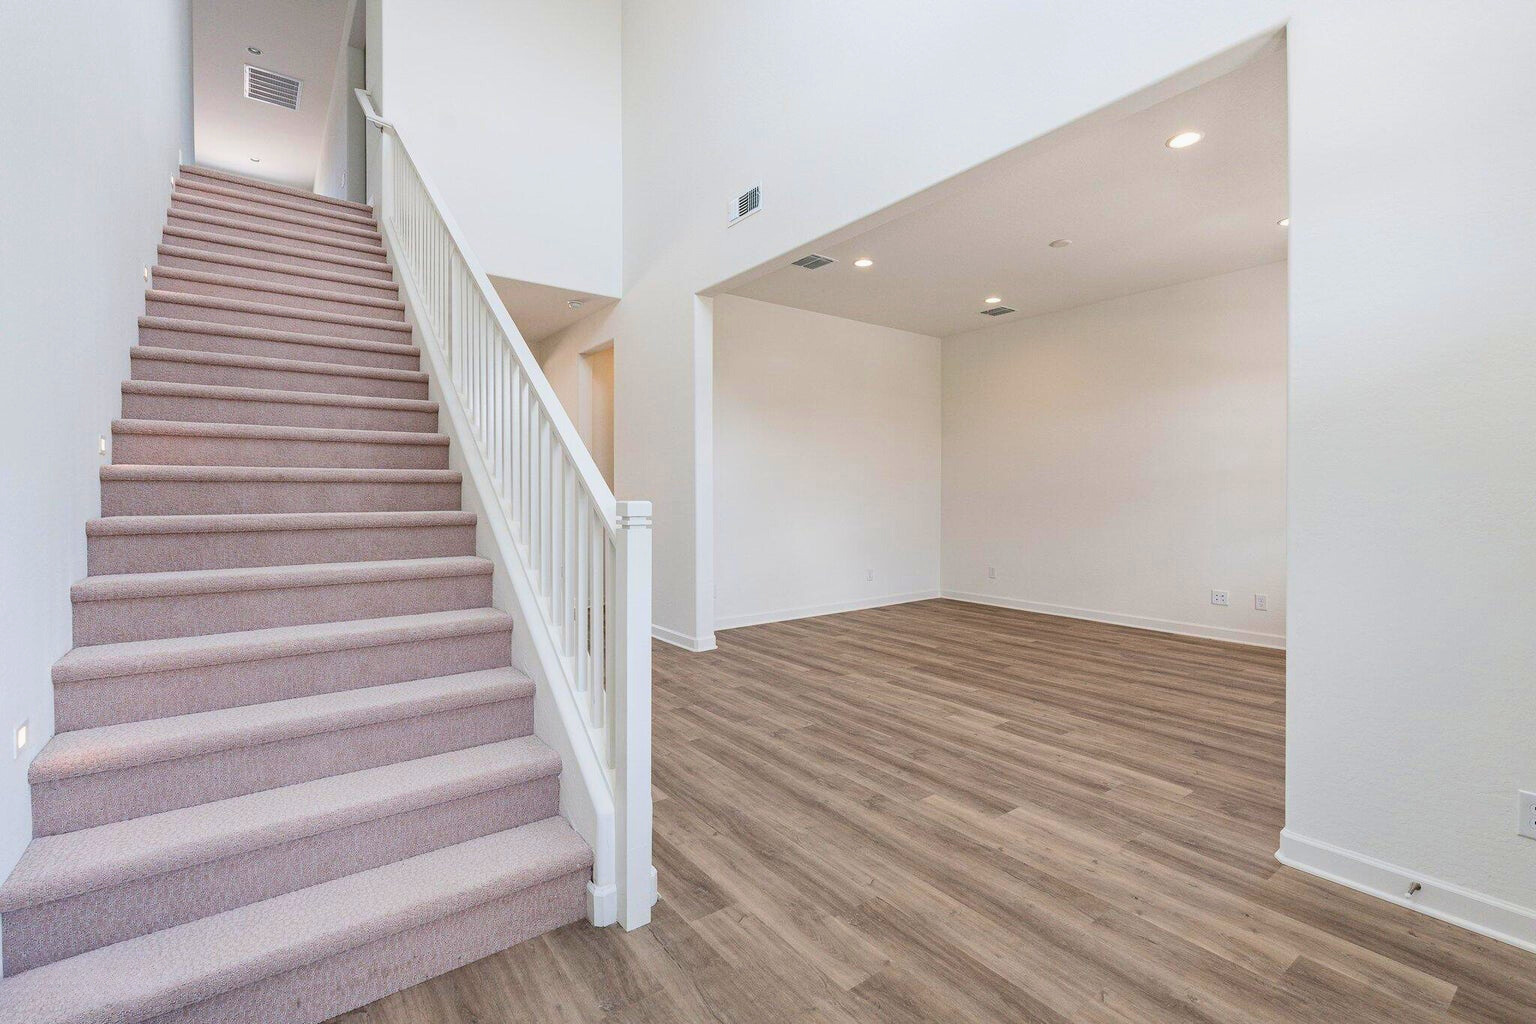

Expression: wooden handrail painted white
xmin=357 ymin=88 xmax=653 ymax=929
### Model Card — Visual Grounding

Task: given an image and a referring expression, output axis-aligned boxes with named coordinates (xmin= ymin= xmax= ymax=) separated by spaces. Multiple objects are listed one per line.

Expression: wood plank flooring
xmin=332 ymin=599 xmax=1534 ymax=1023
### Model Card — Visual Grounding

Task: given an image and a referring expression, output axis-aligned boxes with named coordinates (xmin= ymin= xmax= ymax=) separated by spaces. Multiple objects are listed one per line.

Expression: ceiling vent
xmin=791 ymin=253 xmax=837 ymax=270
xmin=244 ymin=65 xmax=302 ymax=110
xmin=980 ymin=305 xmax=1017 ymax=316
xmin=731 ymin=185 xmax=762 ymax=224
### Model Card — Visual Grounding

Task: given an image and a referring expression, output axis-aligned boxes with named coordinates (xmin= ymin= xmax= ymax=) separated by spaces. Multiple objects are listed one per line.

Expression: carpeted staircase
xmin=0 ymin=166 xmax=592 ymax=1024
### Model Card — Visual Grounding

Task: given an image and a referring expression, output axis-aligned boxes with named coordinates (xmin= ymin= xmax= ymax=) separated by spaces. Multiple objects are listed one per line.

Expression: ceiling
xmin=728 ymin=44 xmax=1287 ymax=338
xmin=191 ymin=0 xmax=355 ymax=189
xmin=492 ymin=277 xmax=617 ymax=346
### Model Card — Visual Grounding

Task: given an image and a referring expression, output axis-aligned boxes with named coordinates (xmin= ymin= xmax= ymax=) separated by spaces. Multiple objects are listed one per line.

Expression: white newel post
xmin=613 ymin=500 xmax=654 ymax=929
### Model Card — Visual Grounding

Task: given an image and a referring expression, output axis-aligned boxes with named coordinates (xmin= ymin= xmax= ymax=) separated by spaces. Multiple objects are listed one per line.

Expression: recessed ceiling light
xmin=247 ymin=46 xmax=262 ymax=55
xmin=984 ymin=296 xmax=1002 ymax=304
xmin=1165 ymin=130 xmax=1203 ymax=150
xmin=1048 ymin=238 xmax=1071 ymax=249
xmin=1277 ymin=217 xmax=1290 ymax=227
xmin=567 ymin=299 xmax=585 ymax=309
xmin=853 ymin=258 xmax=874 ymax=268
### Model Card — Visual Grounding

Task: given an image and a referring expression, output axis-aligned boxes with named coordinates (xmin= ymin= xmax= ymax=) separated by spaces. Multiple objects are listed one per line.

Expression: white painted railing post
xmin=613 ymin=500 xmax=654 ymax=929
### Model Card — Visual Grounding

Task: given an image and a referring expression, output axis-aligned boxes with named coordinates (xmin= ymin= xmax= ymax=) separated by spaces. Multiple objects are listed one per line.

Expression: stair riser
xmin=178 ymin=174 xmax=373 ymax=220
xmin=88 ymin=521 xmax=474 ymax=574
xmin=144 ymin=296 xmax=411 ymax=345
xmin=154 ymin=870 xmax=588 ymax=1024
xmin=138 ymin=323 xmax=419 ymax=373
xmin=132 ymin=353 xmax=427 ymax=399
xmin=120 ymin=391 xmax=438 ymax=433
xmin=72 ymin=572 xmax=492 ymax=645
xmin=171 ymin=197 xmax=382 ymax=246
xmin=165 ymin=212 xmax=384 ymax=260
xmin=3 ymin=778 xmax=559 ymax=973
xmin=158 ymin=249 xmax=397 ymax=298
xmin=56 ymin=626 xmax=513 ymax=729
xmin=164 ymin=230 xmax=394 ymax=280
xmin=101 ymin=476 xmax=461 ymax=516
xmin=111 ymin=430 xmax=450 ymax=471
xmin=172 ymin=183 xmax=378 ymax=229
xmin=32 ymin=697 xmax=535 ymax=835
xmin=152 ymin=271 xmax=405 ymax=322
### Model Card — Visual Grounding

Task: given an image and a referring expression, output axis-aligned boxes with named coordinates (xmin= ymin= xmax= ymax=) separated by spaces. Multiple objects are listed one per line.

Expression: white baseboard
xmin=940 ymin=590 xmax=1285 ymax=649
xmin=652 ymin=623 xmax=716 ymax=652
xmin=715 ymin=590 xmax=941 ymax=632
xmin=1277 ymin=829 xmax=1536 ymax=954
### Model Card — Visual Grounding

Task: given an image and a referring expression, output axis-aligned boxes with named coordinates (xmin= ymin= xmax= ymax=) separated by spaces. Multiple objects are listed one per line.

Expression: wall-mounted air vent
xmin=731 ymin=185 xmax=762 ymax=224
xmin=791 ymin=253 xmax=837 ymax=270
xmin=244 ymin=65 xmax=302 ymax=110
xmin=980 ymin=305 xmax=1017 ymax=316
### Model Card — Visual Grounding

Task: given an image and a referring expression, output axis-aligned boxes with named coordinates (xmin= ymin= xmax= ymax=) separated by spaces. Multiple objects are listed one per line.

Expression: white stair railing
xmin=356 ymin=90 xmax=653 ymax=929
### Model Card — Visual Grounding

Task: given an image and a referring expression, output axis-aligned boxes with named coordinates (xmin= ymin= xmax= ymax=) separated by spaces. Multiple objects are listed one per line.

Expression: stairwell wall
xmin=0 ymin=2 xmax=195 ymax=891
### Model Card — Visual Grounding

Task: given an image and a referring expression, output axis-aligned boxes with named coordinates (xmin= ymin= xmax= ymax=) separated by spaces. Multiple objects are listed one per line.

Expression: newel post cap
xmin=615 ymin=500 xmax=653 ymax=530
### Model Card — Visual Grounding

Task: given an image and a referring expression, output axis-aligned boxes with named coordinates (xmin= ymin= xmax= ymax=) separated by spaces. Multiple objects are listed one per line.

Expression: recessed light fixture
xmin=1048 ymin=238 xmax=1072 ymax=249
xmin=247 ymin=46 xmax=262 ymax=55
xmin=984 ymin=296 xmax=1002 ymax=304
xmin=1165 ymin=130 xmax=1203 ymax=150
xmin=1278 ymin=217 xmax=1290 ymax=227
xmin=853 ymin=258 xmax=874 ymax=268
xmin=567 ymin=299 xmax=585 ymax=309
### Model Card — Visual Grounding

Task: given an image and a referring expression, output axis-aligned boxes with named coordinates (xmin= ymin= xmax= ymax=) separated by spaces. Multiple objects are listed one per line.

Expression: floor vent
xmin=980 ymin=305 xmax=1017 ymax=316
xmin=791 ymin=253 xmax=836 ymax=270
xmin=244 ymin=65 xmax=302 ymax=110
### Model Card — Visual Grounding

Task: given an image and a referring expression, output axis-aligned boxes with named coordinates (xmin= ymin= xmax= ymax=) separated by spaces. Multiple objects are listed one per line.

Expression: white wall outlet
xmin=13 ymin=720 xmax=29 ymax=759
xmin=1253 ymin=594 xmax=1268 ymax=611
xmin=865 ymin=569 xmax=874 ymax=582
xmin=987 ymin=566 xmax=996 ymax=580
xmin=1211 ymin=590 xmax=1229 ymax=607
xmin=1519 ymin=791 xmax=1536 ymax=840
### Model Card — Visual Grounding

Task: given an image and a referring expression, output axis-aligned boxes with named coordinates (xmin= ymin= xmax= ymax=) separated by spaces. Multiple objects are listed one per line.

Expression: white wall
xmin=0 ymin=2 xmax=193 ymax=890
xmin=531 ymin=0 xmax=1536 ymax=941
xmin=942 ymin=262 xmax=1287 ymax=647
xmin=713 ymin=297 xmax=941 ymax=629
xmin=373 ymin=0 xmax=621 ymax=296
xmin=315 ymin=43 xmax=366 ymax=202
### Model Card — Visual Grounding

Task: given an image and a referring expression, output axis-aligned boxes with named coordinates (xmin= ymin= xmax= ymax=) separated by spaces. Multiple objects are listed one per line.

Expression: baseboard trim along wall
xmin=715 ymin=591 xmax=942 ymax=632
xmin=653 ymin=623 xmax=717 ymax=652
xmin=1277 ymin=829 xmax=1536 ymax=955
xmin=941 ymin=591 xmax=1286 ymax=649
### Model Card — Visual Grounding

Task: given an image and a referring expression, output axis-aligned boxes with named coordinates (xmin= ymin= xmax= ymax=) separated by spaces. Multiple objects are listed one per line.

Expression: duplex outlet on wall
xmin=1519 ymin=791 xmax=1536 ymax=840
xmin=987 ymin=566 xmax=996 ymax=581
xmin=1254 ymin=594 xmax=1268 ymax=611
xmin=1211 ymin=590 xmax=1229 ymax=607
xmin=865 ymin=569 xmax=874 ymax=582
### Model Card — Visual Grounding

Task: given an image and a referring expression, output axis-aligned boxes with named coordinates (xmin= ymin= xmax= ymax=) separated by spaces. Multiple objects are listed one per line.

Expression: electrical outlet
xmin=987 ymin=566 xmax=996 ymax=580
xmin=1211 ymin=590 xmax=1229 ymax=607
xmin=13 ymin=720 xmax=28 ymax=760
xmin=865 ymin=569 xmax=874 ymax=582
xmin=1253 ymin=594 xmax=1268 ymax=611
xmin=1520 ymin=791 xmax=1536 ymax=840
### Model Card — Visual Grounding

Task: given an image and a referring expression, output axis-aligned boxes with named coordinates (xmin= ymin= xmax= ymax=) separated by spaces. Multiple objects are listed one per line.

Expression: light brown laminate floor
xmin=333 ymin=599 xmax=1534 ymax=1023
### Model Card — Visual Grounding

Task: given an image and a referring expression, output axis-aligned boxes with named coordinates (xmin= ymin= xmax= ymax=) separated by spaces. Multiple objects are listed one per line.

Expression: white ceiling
xmin=492 ymin=277 xmax=617 ymax=346
xmin=728 ymin=44 xmax=1288 ymax=338
xmin=192 ymin=0 xmax=354 ymax=189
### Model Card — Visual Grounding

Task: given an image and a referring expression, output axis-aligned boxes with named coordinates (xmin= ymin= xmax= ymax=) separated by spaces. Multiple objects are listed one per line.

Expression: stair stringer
xmin=381 ymin=225 xmax=620 ymax=927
